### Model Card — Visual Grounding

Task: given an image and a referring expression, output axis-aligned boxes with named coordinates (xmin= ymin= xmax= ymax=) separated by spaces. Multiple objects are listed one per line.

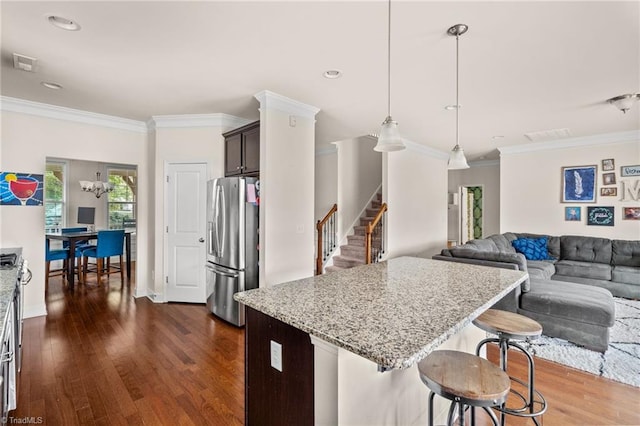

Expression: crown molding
xmin=468 ymin=159 xmax=500 ymax=167
xmin=1 ymin=96 xmax=148 ymax=133
xmin=254 ymin=90 xmax=320 ymax=119
xmin=404 ymin=139 xmax=450 ymax=161
xmin=499 ymin=130 xmax=640 ymax=156
xmin=149 ymin=113 xmax=252 ymax=130
xmin=315 ymin=144 xmax=338 ymax=156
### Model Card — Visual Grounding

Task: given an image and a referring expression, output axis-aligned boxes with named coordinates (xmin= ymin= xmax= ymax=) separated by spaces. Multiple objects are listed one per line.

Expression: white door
xmin=166 ymin=162 xmax=207 ymax=303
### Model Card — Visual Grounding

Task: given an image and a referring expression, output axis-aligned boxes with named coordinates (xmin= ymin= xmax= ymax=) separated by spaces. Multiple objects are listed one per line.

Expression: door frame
xmin=458 ymin=184 xmax=485 ymax=244
xmin=163 ymin=160 xmax=208 ymax=302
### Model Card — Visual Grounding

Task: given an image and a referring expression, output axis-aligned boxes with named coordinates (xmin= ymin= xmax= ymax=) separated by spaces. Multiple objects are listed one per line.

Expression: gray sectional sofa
xmin=432 ymin=232 xmax=640 ymax=352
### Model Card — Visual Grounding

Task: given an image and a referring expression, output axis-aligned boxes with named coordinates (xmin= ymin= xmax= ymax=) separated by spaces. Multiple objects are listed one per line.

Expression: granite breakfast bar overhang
xmin=234 ymin=257 xmax=528 ymax=426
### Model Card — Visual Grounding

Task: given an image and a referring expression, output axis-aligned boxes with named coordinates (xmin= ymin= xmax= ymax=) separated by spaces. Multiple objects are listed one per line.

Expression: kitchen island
xmin=235 ymin=256 xmax=527 ymax=426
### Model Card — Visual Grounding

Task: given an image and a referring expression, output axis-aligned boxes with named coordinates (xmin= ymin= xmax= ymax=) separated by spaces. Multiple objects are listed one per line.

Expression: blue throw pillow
xmin=511 ymin=237 xmax=553 ymax=261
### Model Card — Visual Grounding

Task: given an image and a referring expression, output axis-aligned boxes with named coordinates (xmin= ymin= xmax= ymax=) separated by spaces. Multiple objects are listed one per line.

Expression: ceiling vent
xmin=524 ymin=128 xmax=571 ymax=142
xmin=13 ymin=53 xmax=37 ymax=72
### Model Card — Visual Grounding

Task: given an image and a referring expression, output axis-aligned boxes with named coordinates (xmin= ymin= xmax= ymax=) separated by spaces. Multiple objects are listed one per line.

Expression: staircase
xmin=326 ymin=193 xmax=382 ymax=273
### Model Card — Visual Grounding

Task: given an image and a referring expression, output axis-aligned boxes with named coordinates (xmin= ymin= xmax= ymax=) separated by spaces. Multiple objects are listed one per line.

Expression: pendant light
xmin=374 ymin=0 xmax=405 ymax=152
xmin=447 ymin=24 xmax=470 ymax=170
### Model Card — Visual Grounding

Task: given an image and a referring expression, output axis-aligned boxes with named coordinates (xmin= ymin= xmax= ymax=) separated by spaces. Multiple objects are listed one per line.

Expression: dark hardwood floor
xmin=12 ymin=272 xmax=640 ymax=425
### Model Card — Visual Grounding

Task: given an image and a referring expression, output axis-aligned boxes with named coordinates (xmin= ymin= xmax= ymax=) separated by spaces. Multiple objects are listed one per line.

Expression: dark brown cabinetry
xmin=224 ymin=121 xmax=260 ymax=177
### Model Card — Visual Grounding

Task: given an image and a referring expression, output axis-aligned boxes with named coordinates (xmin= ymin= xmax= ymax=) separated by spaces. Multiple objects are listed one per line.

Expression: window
xmin=45 ymin=162 xmax=66 ymax=231
xmin=107 ymin=167 xmax=137 ymax=229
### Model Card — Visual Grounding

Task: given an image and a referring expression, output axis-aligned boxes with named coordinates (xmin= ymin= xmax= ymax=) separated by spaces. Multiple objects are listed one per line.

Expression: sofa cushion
xmin=521 ymin=280 xmax=615 ymax=327
xmin=486 ymin=234 xmax=516 ymax=254
xmin=612 ymin=265 xmax=640 ymax=285
xmin=561 ymin=235 xmax=612 ymax=264
xmin=526 ymin=260 xmax=556 ymax=280
xmin=512 ymin=237 xmax=554 ymax=260
xmin=466 ymin=239 xmax=500 ymax=253
xmin=612 ymin=239 xmax=640 ymax=267
xmin=513 ymin=233 xmax=560 ymax=259
xmin=554 ymin=260 xmax=612 ymax=280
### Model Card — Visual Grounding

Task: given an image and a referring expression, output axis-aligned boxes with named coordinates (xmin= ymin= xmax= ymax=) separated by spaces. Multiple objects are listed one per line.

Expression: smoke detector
xmin=13 ymin=53 xmax=37 ymax=72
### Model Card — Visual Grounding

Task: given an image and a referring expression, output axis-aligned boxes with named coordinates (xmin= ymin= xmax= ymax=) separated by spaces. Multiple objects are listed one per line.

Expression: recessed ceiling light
xmin=41 ymin=81 xmax=63 ymax=90
xmin=491 ymin=135 xmax=504 ymax=140
xmin=444 ymin=104 xmax=460 ymax=110
xmin=323 ymin=70 xmax=342 ymax=79
xmin=48 ymin=15 xmax=81 ymax=31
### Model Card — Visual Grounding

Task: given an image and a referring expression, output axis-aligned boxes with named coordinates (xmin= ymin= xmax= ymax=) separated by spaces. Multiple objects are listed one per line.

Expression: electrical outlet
xmin=270 ymin=340 xmax=283 ymax=372
xmin=296 ymin=225 xmax=304 ymax=234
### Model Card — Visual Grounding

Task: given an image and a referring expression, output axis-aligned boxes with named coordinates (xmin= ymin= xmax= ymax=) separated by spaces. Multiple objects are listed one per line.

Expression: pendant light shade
xmin=374 ymin=0 xmax=405 ymax=153
xmin=374 ymin=116 xmax=405 ymax=152
xmin=447 ymin=24 xmax=470 ymax=170
xmin=448 ymin=144 xmax=469 ymax=169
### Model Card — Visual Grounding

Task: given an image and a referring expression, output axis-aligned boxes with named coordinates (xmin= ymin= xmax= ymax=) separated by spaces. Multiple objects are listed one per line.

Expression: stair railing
xmin=365 ymin=203 xmax=387 ymax=264
xmin=316 ymin=204 xmax=338 ymax=275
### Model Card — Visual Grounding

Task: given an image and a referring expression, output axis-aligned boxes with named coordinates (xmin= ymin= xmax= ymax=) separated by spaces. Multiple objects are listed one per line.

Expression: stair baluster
xmin=316 ymin=204 xmax=338 ymax=275
xmin=365 ymin=203 xmax=387 ymax=265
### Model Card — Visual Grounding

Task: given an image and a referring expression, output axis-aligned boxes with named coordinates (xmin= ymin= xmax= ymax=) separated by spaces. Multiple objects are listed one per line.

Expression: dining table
xmin=45 ymin=229 xmax=134 ymax=290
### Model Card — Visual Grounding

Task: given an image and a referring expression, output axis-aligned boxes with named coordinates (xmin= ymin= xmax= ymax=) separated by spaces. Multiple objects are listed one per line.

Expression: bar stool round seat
xmin=473 ymin=309 xmax=547 ymax=425
xmin=418 ymin=350 xmax=510 ymax=426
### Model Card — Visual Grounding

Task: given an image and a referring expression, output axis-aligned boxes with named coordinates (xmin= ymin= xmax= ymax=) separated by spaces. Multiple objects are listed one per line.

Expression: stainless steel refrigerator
xmin=205 ymin=177 xmax=259 ymax=326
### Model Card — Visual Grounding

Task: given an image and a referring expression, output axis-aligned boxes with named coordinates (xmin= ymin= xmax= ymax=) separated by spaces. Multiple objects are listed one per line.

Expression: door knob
xmin=199 ymin=238 xmax=205 ymax=243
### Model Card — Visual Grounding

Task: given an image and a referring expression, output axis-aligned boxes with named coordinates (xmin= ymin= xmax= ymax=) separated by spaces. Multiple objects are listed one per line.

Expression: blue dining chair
xmin=61 ymin=227 xmax=96 ymax=283
xmin=45 ymin=239 xmax=69 ymax=291
xmin=81 ymin=230 xmax=125 ymax=286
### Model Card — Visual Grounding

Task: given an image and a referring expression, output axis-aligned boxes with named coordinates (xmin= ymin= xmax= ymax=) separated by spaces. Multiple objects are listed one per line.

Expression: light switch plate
xmin=270 ymin=340 xmax=282 ymax=372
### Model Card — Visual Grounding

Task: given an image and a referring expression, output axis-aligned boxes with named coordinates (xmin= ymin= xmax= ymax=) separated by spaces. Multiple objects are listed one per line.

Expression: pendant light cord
xmin=387 ymin=0 xmax=391 ymax=117
xmin=455 ymin=32 xmax=460 ymax=148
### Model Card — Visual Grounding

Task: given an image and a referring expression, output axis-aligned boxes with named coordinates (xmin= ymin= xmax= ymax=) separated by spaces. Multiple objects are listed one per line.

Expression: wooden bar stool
xmin=418 ymin=350 xmax=510 ymax=426
xmin=473 ymin=309 xmax=548 ymax=425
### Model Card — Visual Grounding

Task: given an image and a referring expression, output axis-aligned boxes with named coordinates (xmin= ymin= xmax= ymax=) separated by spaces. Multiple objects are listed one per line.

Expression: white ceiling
xmin=2 ymin=1 xmax=639 ymax=161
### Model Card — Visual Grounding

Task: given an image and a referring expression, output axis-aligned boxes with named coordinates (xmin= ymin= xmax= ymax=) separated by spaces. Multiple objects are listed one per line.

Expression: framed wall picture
xmin=623 ymin=207 xmax=640 ymax=220
xmin=0 ymin=172 xmax=44 ymax=206
xmin=587 ymin=206 xmax=614 ymax=226
xmin=602 ymin=173 xmax=616 ymax=185
xmin=564 ymin=206 xmax=581 ymax=221
xmin=600 ymin=187 xmax=617 ymax=197
xmin=601 ymin=158 xmax=614 ymax=171
xmin=621 ymin=165 xmax=640 ymax=177
xmin=562 ymin=165 xmax=597 ymax=203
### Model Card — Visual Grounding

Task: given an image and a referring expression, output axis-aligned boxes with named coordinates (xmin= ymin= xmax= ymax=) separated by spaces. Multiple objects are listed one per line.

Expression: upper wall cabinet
xmin=224 ymin=121 xmax=260 ymax=177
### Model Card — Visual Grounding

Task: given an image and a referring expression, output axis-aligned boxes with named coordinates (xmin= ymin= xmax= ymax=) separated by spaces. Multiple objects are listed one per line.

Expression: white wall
xmin=65 ymin=160 xmax=109 ymax=228
xmin=500 ymin=132 xmax=640 ymax=239
xmin=314 ymin=148 xmax=337 ymax=223
xmin=256 ymin=91 xmax=319 ymax=286
xmin=448 ymin=162 xmax=500 ymax=241
xmin=0 ymin=108 xmax=149 ymax=316
xmin=150 ymin=124 xmax=227 ymax=299
xmin=336 ymin=137 xmax=382 ymax=242
xmin=385 ymin=142 xmax=449 ymax=259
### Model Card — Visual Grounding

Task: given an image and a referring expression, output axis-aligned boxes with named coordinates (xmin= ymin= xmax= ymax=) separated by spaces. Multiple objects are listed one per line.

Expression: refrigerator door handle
xmin=219 ymin=185 xmax=226 ymax=258
xmin=205 ymin=264 xmax=239 ymax=278
xmin=213 ymin=184 xmax=222 ymax=257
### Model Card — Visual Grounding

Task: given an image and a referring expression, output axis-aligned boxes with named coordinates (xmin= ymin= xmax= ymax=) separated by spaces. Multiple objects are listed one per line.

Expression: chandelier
xmin=79 ymin=172 xmax=114 ymax=198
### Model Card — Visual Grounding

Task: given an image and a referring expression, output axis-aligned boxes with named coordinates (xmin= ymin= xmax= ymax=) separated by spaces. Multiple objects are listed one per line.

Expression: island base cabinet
xmin=311 ymin=323 xmax=486 ymax=426
xmin=245 ymin=307 xmax=314 ymax=426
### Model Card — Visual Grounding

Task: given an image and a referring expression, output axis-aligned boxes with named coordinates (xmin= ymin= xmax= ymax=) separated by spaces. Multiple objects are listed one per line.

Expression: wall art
xmin=600 ymin=187 xmax=617 ymax=197
xmin=0 ymin=172 xmax=44 ymax=206
xmin=623 ymin=207 xmax=640 ymax=220
xmin=564 ymin=206 xmax=581 ymax=221
xmin=602 ymin=158 xmax=614 ymax=171
xmin=621 ymin=165 xmax=640 ymax=177
xmin=562 ymin=165 xmax=597 ymax=203
xmin=602 ymin=173 xmax=616 ymax=185
xmin=587 ymin=206 xmax=614 ymax=226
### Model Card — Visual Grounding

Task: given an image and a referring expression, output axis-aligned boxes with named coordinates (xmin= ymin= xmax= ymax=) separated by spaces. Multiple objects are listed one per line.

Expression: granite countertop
xmin=0 ymin=248 xmax=23 ymax=328
xmin=234 ymin=256 xmax=527 ymax=370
